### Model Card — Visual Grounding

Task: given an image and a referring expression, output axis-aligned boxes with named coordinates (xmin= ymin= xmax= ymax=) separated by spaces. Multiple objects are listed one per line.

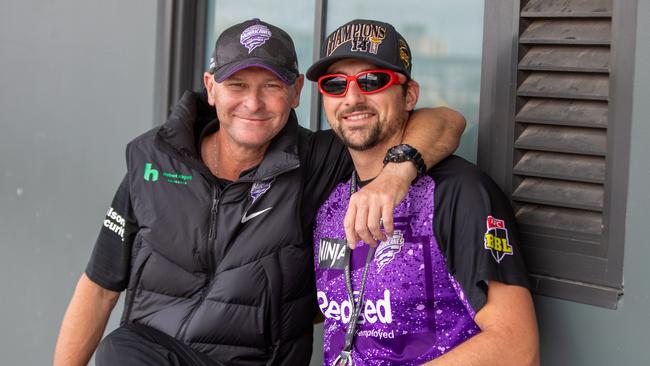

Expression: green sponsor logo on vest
xmin=144 ymin=163 xmax=159 ymax=181
xmin=144 ymin=163 xmax=193 ymax=185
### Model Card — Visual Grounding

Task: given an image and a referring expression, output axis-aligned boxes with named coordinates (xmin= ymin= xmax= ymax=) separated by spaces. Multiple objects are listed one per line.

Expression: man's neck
xmin=201 ymin=131 xmax=268 ymax=181
xmin=349 ymin=133 xmax=403 ymax=181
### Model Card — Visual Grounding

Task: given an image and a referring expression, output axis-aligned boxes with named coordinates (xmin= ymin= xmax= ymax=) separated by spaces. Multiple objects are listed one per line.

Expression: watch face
xmin=394 ymin=144 xmax=416 ymax=155
xmin=385 ymin=144 xmax=425 ymax=175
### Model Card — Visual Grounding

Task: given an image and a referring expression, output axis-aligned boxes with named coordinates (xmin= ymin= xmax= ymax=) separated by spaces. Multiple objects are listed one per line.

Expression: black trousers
xmin=95 ymin=323 xmax=222 ymax=366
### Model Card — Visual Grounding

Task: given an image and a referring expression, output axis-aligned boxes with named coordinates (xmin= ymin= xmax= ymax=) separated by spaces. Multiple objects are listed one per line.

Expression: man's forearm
xmin=53 ymin=273 xmax=119 ymax=366
xmin=423 ymin=283 xmax=539 ymax=366
xmin=422 ymin=328 xmax=538 ymax=366
xmin=402 ymin=107 xmax=466 ymax=169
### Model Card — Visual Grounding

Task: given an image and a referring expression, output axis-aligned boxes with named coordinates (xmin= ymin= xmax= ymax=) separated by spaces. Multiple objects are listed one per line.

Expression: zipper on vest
xmin=208 ymin=187 xmax=219 ymax=241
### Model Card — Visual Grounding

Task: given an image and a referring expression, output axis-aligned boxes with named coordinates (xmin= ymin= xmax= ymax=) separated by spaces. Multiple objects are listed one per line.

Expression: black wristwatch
xmin=383 ymin=144 xmax=427 ymax=176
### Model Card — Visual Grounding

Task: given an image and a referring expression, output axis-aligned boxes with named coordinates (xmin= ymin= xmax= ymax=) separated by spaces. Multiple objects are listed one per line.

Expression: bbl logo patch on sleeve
xmin=483 ymin=216 xmax=513 ymax=263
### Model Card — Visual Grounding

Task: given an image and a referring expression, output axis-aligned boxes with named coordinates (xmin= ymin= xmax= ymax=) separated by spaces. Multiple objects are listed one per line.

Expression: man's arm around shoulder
xmin=424 ymin=281 xmax=540 ymax=366
xmin=53 ymin=273 xmax=120 ymax=366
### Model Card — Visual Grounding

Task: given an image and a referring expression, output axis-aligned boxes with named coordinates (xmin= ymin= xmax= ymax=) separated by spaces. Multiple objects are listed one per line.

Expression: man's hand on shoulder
xmin=344 ymin=162 xmax=415 ymax=248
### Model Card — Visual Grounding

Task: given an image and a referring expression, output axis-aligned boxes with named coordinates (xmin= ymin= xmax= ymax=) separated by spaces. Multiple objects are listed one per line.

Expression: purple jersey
xmin=314 ymin=175 xmax=480 ymax=365
xmin=314 ymin=156 xmax=531 ymax=365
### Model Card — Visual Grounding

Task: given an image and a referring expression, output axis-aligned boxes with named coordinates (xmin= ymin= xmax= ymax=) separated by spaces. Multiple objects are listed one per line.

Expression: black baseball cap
xmin=306 ymin=19 xmax=412 ymax=81
xmin=208 ymin=18 xmax=299 ymax=85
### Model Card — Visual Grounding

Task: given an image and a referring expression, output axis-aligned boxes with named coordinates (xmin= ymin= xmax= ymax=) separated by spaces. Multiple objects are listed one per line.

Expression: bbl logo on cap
xmin=483 ymin=215 xmax=513 ymax=263
xmin=240 ymin=24 xmax=272 ymax=53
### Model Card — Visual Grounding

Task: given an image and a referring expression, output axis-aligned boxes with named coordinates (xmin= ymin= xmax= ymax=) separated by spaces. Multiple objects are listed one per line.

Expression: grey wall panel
xmin=0 ymin=1 xmax=158 ymax=364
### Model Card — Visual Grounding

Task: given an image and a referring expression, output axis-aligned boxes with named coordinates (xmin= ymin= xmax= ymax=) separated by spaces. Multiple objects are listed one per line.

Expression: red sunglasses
xmin=317 ymin=69 xmax=404 ymax=97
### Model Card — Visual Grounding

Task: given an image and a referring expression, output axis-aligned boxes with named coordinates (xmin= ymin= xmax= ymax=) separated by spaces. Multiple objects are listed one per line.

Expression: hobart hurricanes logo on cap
xmin=240 ymin=24 xmax=272 ymax=53
xmin=326 ymin=22 xmax=386 ymax=56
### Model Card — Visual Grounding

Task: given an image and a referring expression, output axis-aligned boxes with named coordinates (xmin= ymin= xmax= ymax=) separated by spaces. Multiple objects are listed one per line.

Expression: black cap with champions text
xmin=306 ymin=19 xmax=412 ymax=81
xmin=208 ymin=18 xmax=299 ymax=85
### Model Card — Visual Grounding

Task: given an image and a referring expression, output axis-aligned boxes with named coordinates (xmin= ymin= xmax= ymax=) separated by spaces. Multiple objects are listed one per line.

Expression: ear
xmin=405 ymin=80 xmax=419 ymax=111
xmin=204 ymin=72 xmax=216 ymax=106
xmin=289 ymin=74 xmax=305 ymax=109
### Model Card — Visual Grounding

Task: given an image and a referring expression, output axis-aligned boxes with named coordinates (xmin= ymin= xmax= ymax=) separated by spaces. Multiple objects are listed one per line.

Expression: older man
xmin=309 ymin=19 xmax=539 ymax=366
xmin=53 ymin=18 xmax=464 ymax=366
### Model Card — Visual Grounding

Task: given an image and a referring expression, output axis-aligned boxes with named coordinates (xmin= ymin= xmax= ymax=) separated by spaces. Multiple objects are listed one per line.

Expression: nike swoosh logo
xmin=241 ymin=207 xmax=273 ymax=223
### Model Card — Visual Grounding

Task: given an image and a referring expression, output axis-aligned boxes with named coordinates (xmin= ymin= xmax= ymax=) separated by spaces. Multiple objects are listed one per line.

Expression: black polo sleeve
xmin=300 ymin=128 xmax=353 ymax=206
xmin=85 ymin=175 xmax=138 ymax=292
xmin=430 ymin=156 xmax=530 ymax=313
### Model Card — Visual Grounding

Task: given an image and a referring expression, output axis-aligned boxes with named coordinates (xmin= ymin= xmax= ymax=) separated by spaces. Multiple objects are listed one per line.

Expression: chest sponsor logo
xmin=375 ymin=230 xmax=404 ymax=272
xmin=143 ymin=163 xmax=192 ymax=185
xmin=318 ymin=238 xmax=347 ymax=269
xmin=103 ymin=207 xmax=125 ymax=241
xmin=484 ymin=215 xmax=513 ymax=263
xmin=317 ymin=289 xmax=393 ymax=325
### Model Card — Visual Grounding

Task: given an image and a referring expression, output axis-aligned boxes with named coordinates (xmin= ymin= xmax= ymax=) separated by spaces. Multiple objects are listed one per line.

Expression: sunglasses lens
xmin=320 ymin=76 xmax=348 ymax=95
xmin=358 ymin=72 xmax=392 ymax=92
xmin=319 ymin=71 xmax=397 ymax=96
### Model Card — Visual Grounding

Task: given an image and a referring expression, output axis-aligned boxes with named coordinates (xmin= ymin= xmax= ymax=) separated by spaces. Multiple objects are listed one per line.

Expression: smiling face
xmin=321 ymin=59 xmax=418 ymax=151
xmin=204 ymin=67 xmax=304 ymax=152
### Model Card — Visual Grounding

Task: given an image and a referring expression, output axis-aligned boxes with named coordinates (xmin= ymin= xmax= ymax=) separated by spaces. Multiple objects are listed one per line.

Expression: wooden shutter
xmin=515 ymin=0 xmax=619 ymax=307
xmin=479 ymin=0 xmax=635 ymax=308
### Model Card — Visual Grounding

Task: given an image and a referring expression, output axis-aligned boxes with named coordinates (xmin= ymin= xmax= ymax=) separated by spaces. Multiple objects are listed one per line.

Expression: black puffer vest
xmin=121 ymin=91 xmax=317 ymax=365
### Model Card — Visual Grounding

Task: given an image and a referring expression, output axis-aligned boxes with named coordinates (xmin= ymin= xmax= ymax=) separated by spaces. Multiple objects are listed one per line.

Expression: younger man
xmin=309 ymin=19 xmax=539 ymax=366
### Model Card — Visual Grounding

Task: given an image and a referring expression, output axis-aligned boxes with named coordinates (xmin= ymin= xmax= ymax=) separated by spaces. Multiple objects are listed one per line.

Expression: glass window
xmin=204 ymin=0 xmax=316 ymax=128
xmin=326 ymin=0 xmax=484 ymax=162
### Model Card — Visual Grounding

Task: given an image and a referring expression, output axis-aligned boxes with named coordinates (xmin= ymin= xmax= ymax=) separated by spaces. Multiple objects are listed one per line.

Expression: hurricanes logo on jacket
xmin=241 ymin=178 xmax=275 ymax=224
xmin=250 ymin=178 xmax=274 ymax=203
xmin=483 ymin=216 xmax=513 ymax=263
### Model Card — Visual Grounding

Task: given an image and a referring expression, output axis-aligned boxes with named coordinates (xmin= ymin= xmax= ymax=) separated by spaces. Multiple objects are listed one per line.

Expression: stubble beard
xmin=333 ymin=104 xmax=403 ymax=151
